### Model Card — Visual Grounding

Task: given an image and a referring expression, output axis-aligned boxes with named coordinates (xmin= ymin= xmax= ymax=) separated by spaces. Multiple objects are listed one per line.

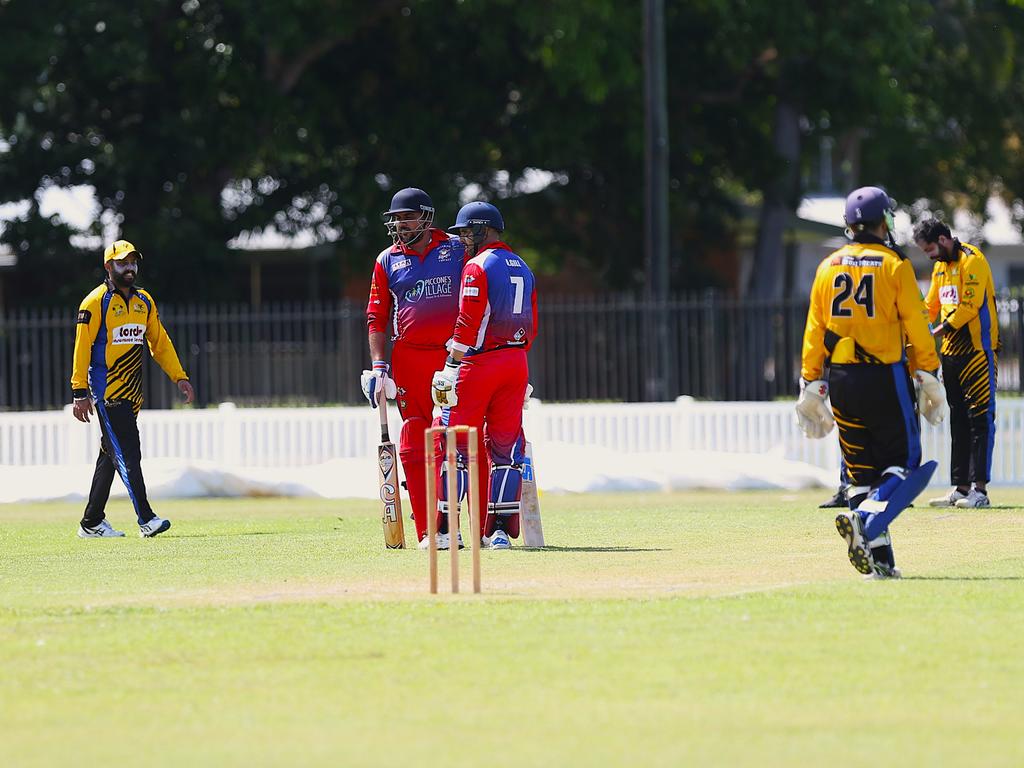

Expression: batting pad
xmin=487 ymin=465 xmax=522 ymax=541
xmin=863 ymin=461 xmax=938 ymax=540
xmin=437 ymin=461 xmax=468 ymax=512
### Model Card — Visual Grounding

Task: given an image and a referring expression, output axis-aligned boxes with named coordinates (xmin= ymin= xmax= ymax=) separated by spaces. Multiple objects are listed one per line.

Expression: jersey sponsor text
xmin=111 ymin=323 xmax=146 ymax=345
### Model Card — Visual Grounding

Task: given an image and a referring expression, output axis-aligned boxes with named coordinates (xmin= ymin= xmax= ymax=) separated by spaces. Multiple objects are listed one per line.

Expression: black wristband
xmin=445 ymin=355 xmax=459 ymax=367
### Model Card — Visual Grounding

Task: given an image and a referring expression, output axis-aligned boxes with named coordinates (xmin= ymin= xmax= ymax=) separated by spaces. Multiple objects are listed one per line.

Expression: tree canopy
xmin=2 ymin=0 xmax=1024 ymax=305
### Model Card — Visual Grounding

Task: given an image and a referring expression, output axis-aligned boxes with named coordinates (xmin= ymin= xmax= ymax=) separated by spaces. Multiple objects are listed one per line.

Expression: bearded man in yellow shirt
xmin=71 ymin=240 xmax=195 ymax=538
xmin=914 ymin=219 xmax=999 ymax=509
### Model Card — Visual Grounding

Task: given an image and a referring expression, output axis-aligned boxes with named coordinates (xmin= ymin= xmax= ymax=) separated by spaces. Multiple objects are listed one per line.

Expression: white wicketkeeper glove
xmin=795 ymin=379 xmax=835 ymax=439
xmin=431 ymin=359 xmax=460 ymax=407
xmin=915 ymin=369 xmax=949 ymax=425
xmin=360 ymin=360 xmax=397 ymax=408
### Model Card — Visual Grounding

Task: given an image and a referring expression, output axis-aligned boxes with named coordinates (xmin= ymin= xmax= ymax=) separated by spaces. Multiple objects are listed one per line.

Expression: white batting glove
xmin=360 ymin=360 xmax=397 ymax=408
xmin=523 ymin=383 xmax=534 ymax=409
xmin=431 ymin=360 xmax=460 ymax=407
xmin=795 ymin=379 xmax=835 ymax=439
xmin=915 ymin=369 xmax=949 ymax=425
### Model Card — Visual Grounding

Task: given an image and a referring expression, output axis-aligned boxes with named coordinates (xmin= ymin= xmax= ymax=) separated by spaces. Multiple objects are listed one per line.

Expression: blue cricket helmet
xmin=844 ymin=186 xmax=896 ymax=227
xmin=383 ymin=187 xmax=434 ymax=216
xmin=447 ymin=201 xmax=504 ymax=234
xmin=382 ymin=187 xmax=435 ymax=245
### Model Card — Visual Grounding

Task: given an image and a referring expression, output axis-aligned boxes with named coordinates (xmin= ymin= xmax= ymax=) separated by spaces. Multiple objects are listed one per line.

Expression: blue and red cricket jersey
xmin=451 ymin=242 xmax=537 ymax=356
xmin=366 ymin=229 xmax=466 ymax=347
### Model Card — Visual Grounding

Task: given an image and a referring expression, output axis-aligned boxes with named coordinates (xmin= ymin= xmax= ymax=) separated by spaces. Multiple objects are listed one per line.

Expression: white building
xmin=792 ymin=195 xmax=1024 ymax=296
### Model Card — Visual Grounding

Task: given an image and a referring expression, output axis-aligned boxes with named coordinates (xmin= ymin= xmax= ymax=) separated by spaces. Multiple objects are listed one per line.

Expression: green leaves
xmin=3 ymin=0 xmax=1024 ymax=304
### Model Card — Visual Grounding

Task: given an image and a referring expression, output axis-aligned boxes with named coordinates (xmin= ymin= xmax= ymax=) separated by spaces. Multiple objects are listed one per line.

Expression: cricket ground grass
xmin=2 ymin=490 xmax=1023 ymax=767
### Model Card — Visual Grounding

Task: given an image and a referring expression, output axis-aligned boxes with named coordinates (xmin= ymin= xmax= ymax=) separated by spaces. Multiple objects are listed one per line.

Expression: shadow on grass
xmin=519 ymin=546 xmax=669 ymax=553
xmin=902 ymin=575 xmax=1024 ymax=581
xmin=172 ymin=530 xmax=288 ymax=539
xmin=929 ymin=505 xmax=1024 ymax=511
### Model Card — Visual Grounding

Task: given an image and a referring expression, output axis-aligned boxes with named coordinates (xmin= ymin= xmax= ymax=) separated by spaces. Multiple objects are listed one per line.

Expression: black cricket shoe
xmin=835 ymin=512 xmax=874 ymax=575
xmin=819 ymin=486 xmax=848 ymax=509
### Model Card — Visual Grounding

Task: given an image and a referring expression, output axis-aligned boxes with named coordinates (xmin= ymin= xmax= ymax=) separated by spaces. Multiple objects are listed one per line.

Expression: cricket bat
xmin=377 ymin=393 xmax=406 ymax=549
xmin=520 ymin=440 xmax=545 ymax=547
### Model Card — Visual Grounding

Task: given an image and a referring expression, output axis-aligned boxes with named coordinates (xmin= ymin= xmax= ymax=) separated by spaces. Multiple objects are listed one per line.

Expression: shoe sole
xmin=78 ymin=528 xmax=125 ymax=538
xmin=140 ymin=520 xmax=171 ymax=538
xmin=954 ymin=501 xmax=990 ymax=509
xmin=928 ymin=500 xmax=956 ymax=507
xmin=835 ymin=514 xmax=873 ymax=575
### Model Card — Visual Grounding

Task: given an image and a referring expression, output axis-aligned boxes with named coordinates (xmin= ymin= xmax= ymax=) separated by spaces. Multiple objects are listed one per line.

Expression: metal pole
xmin=644 ymin=0 xmax=672 ymax=400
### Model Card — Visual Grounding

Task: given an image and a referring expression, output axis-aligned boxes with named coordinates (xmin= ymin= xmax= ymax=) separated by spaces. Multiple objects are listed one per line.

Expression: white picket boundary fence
xmin=2 ymin=397 xmax=1024 ymax=484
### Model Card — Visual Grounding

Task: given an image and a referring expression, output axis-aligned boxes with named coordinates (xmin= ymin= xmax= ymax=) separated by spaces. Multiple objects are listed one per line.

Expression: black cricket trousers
xmin=81 ymin=399 xmax=156 ymax=527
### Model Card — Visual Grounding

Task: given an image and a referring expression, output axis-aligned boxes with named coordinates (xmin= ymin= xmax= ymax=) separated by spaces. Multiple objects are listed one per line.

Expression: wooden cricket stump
xmin=424 ymin=425 xmax=481 ymax=594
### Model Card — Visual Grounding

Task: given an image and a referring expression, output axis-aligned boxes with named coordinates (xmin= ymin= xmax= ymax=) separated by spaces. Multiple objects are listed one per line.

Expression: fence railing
xmin=1 ymin=293 xmax=1022 ymax=410
xmin=3 ymin=399 xmax=1024 ymax=485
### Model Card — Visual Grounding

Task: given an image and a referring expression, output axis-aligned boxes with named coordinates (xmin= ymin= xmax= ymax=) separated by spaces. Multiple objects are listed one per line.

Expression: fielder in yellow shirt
xmin=797 ymin=186 xmax=948 ymax=579
xmin=914 ymin=219 xmax=998 ymax=508
xmin=70 ymin=239 xmax=195 ymax=538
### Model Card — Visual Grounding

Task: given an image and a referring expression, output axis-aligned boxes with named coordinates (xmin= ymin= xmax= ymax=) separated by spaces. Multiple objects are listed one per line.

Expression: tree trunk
xmin=747 ymin=98 xmax=801 ymax=300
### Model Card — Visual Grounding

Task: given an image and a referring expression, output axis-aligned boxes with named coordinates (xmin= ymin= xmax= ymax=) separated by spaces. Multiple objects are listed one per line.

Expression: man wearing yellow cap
xmin=70 ymin=239 xmax=195 ymax=538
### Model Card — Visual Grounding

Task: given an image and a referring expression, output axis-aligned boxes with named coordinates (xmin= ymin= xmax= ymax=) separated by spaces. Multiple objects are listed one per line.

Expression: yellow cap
xmin=103 ymin=239 xmax=142 ymax=264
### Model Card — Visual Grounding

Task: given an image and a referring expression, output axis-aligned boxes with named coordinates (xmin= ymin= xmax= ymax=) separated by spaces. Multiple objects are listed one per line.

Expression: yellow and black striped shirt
xmin=925 ymin=241 xmax=998 ymax=356
xmin=802 ymin=237 xmax=939 ymax=381
xmin=71 ymin=281 xmax=188 ymax=413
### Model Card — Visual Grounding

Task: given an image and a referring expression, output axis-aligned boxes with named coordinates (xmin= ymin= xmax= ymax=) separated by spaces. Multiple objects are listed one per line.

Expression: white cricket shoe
xmin=487 ymin=529 xmax=512 ymax=550
xmin=929 ymin=489 xmax=967 ymax=507
xmin=423 ymin=531 xmax=463 ymax=550
xmin=77 ymin=520 xmax=125 ymax=538
xmin=139 ymin=516 xmax=171 ymax=538
xmin=955 ymin=489 xmax=991 ymax=509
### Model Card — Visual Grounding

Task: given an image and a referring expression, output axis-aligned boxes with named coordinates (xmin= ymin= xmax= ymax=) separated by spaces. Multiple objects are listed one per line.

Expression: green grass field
xmin=2 ymin=490 xmax=1024 ymax=767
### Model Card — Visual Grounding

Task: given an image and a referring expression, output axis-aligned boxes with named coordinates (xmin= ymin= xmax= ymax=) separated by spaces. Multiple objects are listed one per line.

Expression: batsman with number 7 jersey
xmin=798 ymin=186 xmax=947 ymax=579
xmin=431 ymin=202 xmax=537 ymax=550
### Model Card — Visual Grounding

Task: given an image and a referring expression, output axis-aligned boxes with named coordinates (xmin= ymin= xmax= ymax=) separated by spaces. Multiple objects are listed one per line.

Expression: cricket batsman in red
xmin=431 ymin=201 xmax=537 ymax=549
xmin=364 ymin=187 xmax=483 ymax=548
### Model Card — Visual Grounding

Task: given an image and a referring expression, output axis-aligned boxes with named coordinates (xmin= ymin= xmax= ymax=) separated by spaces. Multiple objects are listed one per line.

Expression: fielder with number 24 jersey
xmin=450 ymin=244 xmax=537 ymax=357
xmin=801 ymin=238 xmax=937 ymax=381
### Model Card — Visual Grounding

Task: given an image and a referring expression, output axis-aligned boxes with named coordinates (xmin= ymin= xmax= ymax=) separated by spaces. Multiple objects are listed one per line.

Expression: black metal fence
xmin=2 ymin=293 xmax=1022 ymax=410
